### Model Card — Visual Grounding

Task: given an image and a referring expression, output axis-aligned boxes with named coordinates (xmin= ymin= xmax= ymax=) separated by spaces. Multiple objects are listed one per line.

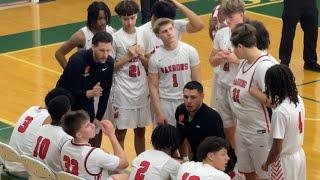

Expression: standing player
xmin=177 ymin=136 xmax=231 ymax=180
xmin=55 ymin=1 xmax=114 ymax=69
xmin=230 ymin=23 xmax=277 ymax=180
xmin=32 ymin=95 xmax=72 ymax=172
xmin=129 ymin=124 xmax=181 ymax=180
xmin=148 ymin=18 xmax=201 ymax=126
xmin=261 ymin=64 xmax=306 ymax=180
xmin=61 ymin=110 xmax=128 ymax=180
xmin=5 ymin=88 xmax=72 ymax=177
xmin=140 ymin=0 xmax=204 ymax=55
xmin=209 ymin=0 xmax=245 ymax=149
xmin=111 ymin=0 xmax=151 ymax=155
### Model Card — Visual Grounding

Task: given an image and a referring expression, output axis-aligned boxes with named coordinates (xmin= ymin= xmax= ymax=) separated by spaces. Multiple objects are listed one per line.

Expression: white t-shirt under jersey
xmin=6 ymin=106 xmax=49 ymax=172
xmin=140 ymin=20 xmax=188 ymax=54
xmin=79 ymin=25 xmax=115 ymax=50
xmin=177 ymin=161 xmax=231 ymax=180
xmin=148 ymin=41 xmax=200 ymax=100
xmin=129 ymin=149 xmax=180 ymax=180
xmin=230 ymin=54 xmax=277 ymax=135
xmin=272 ymin=96 xmax=305 ymax=155
xmin=60 ymin=140 xmax=120 ymax=180
xmin=111 ymin=27 xmax=149 ymax=109
xmin=32 ymin=124 xmax=72 ymax=172
xmin=214 ymin=27 xmax=239 ymax=88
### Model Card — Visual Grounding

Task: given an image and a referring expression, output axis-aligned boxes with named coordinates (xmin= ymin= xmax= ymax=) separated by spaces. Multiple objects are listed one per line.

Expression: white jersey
xmin=177 ymin=161 xmax=231 ymax=180
xmin=60 ymin=140 xmax=120 ymax=180
xmin=148 ymin=41 xmax=200 ymax=99
xmin=129 ymin=149 xmax=180 ymax=180
xmin=32 ymin=124 xmax=72 ymax=172
xmin=111 ymin=27 xmax=149 ymax=109
xmin=6 ymin=106 xmax=49 ymax=172
xmin=272 ymin=96 xmax=305 ymax=155
xmin=79 ymin=25 xmax=115 ymax=50
xmin=140 ymin=20 xmax=187 ymax=54
xmin=230 ymin=54 xmax=277 ymax=135
xmin=214 ymin=27 xmax=239 ymax=88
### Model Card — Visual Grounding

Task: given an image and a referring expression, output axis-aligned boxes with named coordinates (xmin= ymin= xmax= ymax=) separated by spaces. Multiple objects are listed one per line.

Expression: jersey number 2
xmin=129 ymin=64 xmax=140 ymax=77
xmin=63 ymin=155 xmax=79 ymax=175
xmin=134 ymin=161 xmax=150 ymax=180
xmin=182 ymin=173 xmax=200 ymax=180
xmin=33 ymin=136 xmax=50 ymax=159
xmin=18 ymin=116 xmax=33 ymax=133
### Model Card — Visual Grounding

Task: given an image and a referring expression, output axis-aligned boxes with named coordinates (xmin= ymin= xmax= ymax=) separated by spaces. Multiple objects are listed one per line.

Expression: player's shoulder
xmin=179 ymin=41 xmax=196 ymax=51
xmin=216 ymin=26 xmax=230 ymax=36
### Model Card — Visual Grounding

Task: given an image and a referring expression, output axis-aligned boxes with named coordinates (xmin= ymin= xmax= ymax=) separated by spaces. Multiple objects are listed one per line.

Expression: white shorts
xmin=113 ymin=104 xmax=151 ymax=130
xmin=268 ymin=149 xmax=306 ymax=180
xmin=94 ymin=87 xmax=114 ymax=121
xmin=236 ymin=131 xmax=270 ymax=179
xmin=153 ymin=98 xmax=183 ymax=127
xmin=215 ymin=84 xmax=236 ymax=128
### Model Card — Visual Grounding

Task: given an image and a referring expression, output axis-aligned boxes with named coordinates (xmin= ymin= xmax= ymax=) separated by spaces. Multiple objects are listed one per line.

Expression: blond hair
xmin=153 ymin=18 xmax=174 ymax=34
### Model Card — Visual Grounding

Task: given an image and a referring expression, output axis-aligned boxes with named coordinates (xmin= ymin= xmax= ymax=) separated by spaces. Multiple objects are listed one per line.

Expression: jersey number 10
xmin=33 ymin=136 xmax=50 ymax=159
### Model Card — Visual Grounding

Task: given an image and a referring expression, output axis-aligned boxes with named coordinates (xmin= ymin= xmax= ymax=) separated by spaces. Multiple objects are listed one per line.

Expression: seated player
xmin=177 ymin=136 xmax=231 ymax=180
xmin=129 ymin=124 xmax=181 ymax=179
xmin=6 ymin=88 xmax=72 ymax=177
xmin=61 ymin=110 xmax=128 ymax=180
xmin=31 ymin=95 xmax=72 ymax=172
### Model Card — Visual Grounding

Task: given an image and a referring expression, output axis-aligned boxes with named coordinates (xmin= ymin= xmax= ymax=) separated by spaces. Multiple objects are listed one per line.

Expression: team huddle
xmin=4 ymin=0 xmax=306 ymax=180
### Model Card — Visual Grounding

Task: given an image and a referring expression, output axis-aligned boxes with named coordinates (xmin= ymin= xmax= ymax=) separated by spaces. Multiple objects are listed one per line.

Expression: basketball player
xmin=6 ymin=88 xmax=72 ymax=177
xmin=55 ymin=1 xmax=114 ymax=69
xmin=230 ymin=23 xmax=277 ymax=180
xmin=111 ymin=0 xmax=151 ymax=155
xmin=31 ymin=95 xmax=72 ymax=172
xmin=129 ymin=124 xmax=181 ymax=180
xmin=209 ymin=0 xmax=245 ymax=149
xmin=176 ymin=136 xmax=231 ymax=180
xmin=61 ymin=110 xmax=128 ymax=180
xmin=148 ymin=18 xmax=201 ymax=126
xmin=140 ymin=0 xmax=204 ymax=55
xmin=261 ymin=64 xmax=306 ymax=180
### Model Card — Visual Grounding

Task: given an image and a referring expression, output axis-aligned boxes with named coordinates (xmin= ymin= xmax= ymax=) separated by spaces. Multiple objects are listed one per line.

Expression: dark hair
xmin=231 ymin=23 xmax=257 ymax=48
xmin=115 ymin=0 xmax=139 ymax=16
xmin=62 ymin=110 xmax=90 ymax=138
xmin=183 ymin=81 xmax=203 ymax=94
xmin=151 ymin=124 xmax=181 ymax=155
xmin=248 ymin=20 xmax=270 ymax=50
xmin=265 ymin=64 xmax=299 ymax=107
xmin=197 ymin=136 xmax=229 ymax=161
xmin=87 ymin=1 xmax=111 ymax=29
xmin=48 ymin=95 xmax=71 ymax=126
xmin=151 ymin=1 xmax=176 ymax=20
xmin=221 ymin=0 xmax=245 ymax=17
xmin=45 ymin=87 xmax=73 ymax=107
xmin=92 ymin=31 xmax=113 ymax=46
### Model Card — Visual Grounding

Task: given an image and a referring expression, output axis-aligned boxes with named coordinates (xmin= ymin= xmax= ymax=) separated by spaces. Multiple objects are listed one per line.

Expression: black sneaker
xmin=304 ymin=62 xmax=320 ymax=72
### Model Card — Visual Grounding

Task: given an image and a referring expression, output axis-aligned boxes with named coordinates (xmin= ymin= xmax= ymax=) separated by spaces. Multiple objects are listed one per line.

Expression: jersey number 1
xmin=33 ymin=136 xmax=50 ymax=159
xmin=298 ymin=111 xmax=303 ymax=134
xmin=134 ymin=161 xmax=150 ymax=180
xmin=172 ymin=74 xmax=178 ymax=87
xmin=232 ymin=88 xmax=240 ymax=103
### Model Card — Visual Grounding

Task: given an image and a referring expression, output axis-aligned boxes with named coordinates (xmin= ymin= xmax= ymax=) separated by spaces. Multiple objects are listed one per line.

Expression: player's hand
xmin=128 ymin=45 xmax=137 ymax=57
xmin=224 ymin=51 xmax=240 ymax=64
xmin=261 ymin=162 xmax=268 ymax=171
xmin=93 ymin=82 xmax=103 ymax=97
xmin=249 ymin=86 xmax=261 ymax=96
xmin=157 ymin=114 xmax=168 ymax=125
xmin=136 ymin=45 xmax=145 ymax=58
xmin=101 ymin=120 xmax=115 ymax=137
xmin=93 ymin=119 xmax=105 ymax=133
